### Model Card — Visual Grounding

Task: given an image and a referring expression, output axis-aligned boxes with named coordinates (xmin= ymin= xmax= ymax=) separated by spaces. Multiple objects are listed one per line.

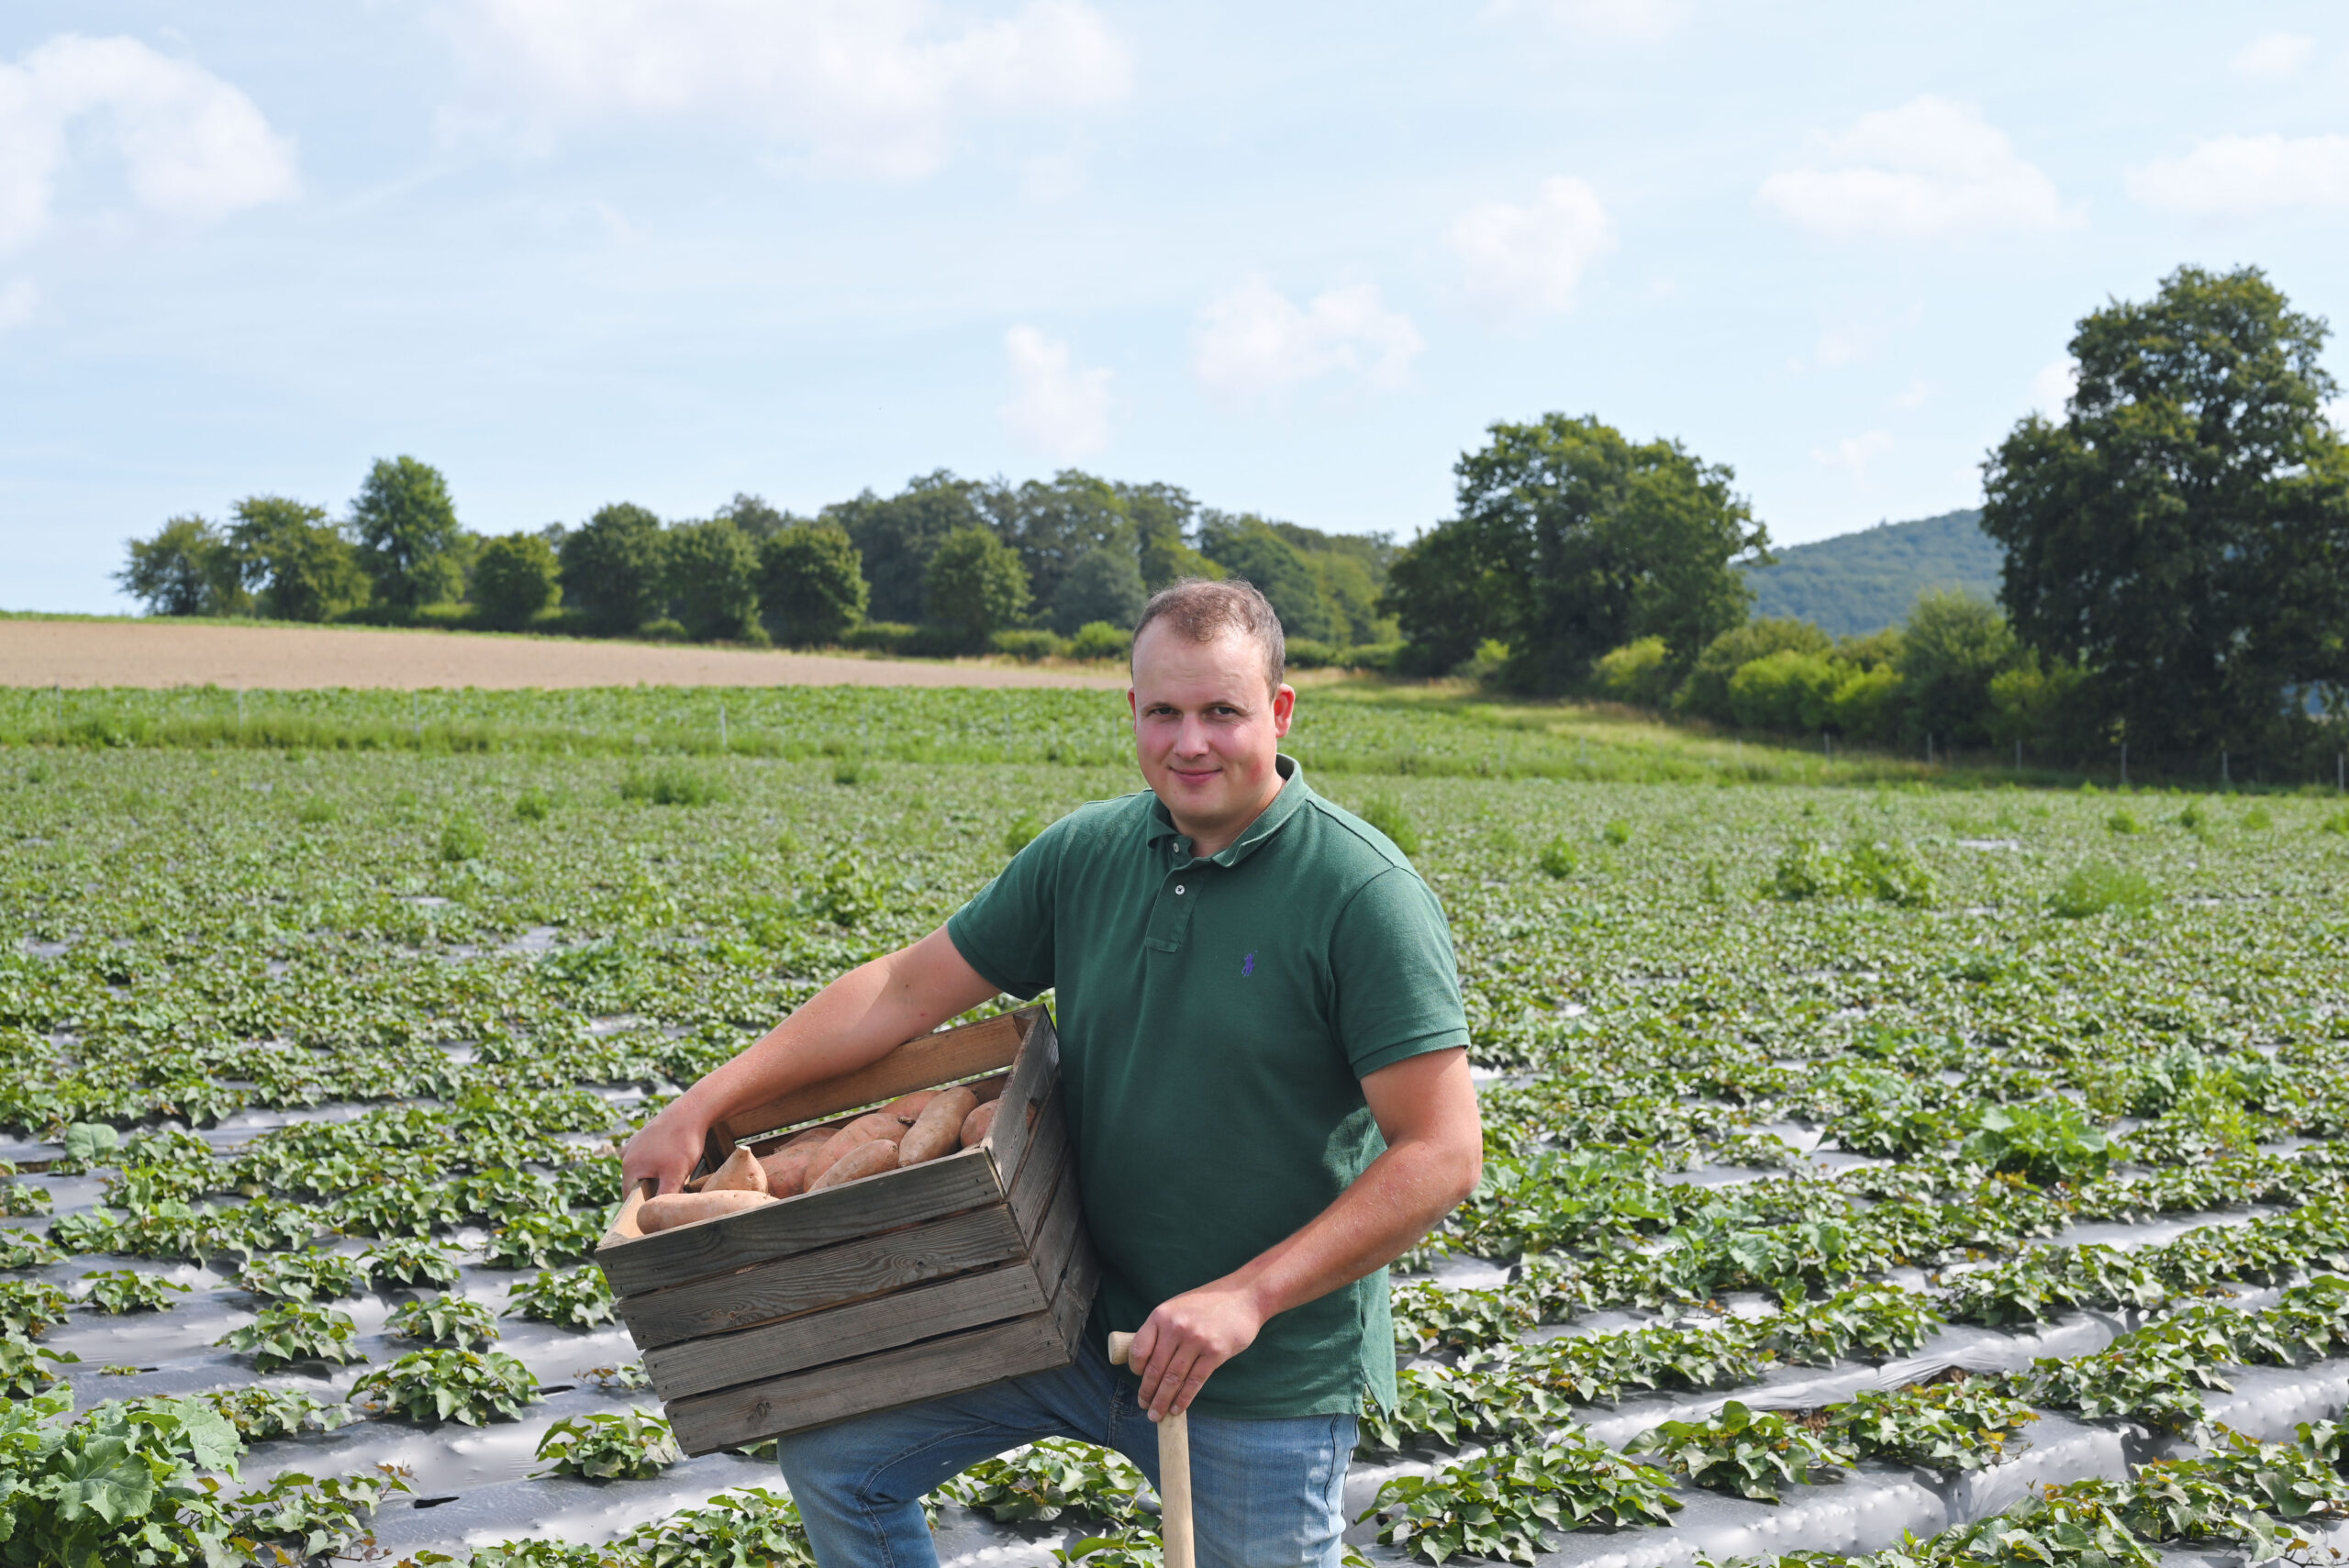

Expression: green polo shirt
xmin=945 ymin=756 xmax=1469 ymax=1418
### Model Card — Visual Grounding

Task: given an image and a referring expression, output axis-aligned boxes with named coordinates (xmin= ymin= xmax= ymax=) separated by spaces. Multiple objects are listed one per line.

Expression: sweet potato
xmin=808 ymin=1113 xmax=902 ymax=1181
xmin=883 ymin=1090 xmax=939 ymax=1125
xmin=759 ymin=1144 xmax=822 ymax=1199
xmin=639 ymin=1189 xmax=777 ymax=1233
xmin=960 ymin=1100 xmax=998 ymax=1149
xmin=702 ymin=1145 xmax=770 ymax=1195
xmin=900 ymin=1085 xmax=978 ymax=1165
xmin=809 ymin=1138 xmax=899 ymax=1191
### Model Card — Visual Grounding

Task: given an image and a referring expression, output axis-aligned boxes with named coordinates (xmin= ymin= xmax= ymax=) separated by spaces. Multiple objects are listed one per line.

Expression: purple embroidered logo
xmin=1241 ymin=951 xmax=1256 ymax=977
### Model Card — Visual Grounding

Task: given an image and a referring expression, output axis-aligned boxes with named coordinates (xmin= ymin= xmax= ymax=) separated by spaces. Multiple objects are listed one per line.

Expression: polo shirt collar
xmin=1146 ymin=754 xmax=1309 ymax=868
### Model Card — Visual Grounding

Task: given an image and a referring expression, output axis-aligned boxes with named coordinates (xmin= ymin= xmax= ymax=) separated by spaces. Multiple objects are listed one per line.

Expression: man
xmin=621 ymin=579 xmax=1482 ymax=1568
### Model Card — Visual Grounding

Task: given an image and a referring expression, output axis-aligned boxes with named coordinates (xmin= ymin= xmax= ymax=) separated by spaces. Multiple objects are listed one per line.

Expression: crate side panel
xmin=644 ymin=1260 xmax=1054 ymax=1400
xmin=1026 ymin=1157 xmax=1084 ymax=1296
xmin=1006 ymin=1088 xmax=1067 ymax=1238
xmin=615 ymin=1203 xmax=1028 ymax=1351
xmin=985 ymin=1010 xmax=1058 ymax=1186
xmin=667 ymin=1312 xmax=1073 ymax=1453
xmin=598 ymin=1147 xmax=1003 ymax=1298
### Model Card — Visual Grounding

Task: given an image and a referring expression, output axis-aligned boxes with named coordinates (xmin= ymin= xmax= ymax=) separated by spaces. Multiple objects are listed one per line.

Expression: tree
xmin=987 ymin=471 xmax=1138 ymax=612
xmin=924 ymin=527 xmax=1030 ymax=651
xmin=117 ymin=516 xmax=241 ymax=616
xmin=662 ymin=518 xmax=763 ymax=641
xmin=759 ymin=523 xmax=869 ymax=644
xmin=225 ymin=496 xmax=368 ymax=622
xmin=472 ymin=533 xmax=562 ymax=630
xmin=350 ymin=456 xmax=464 ymax=612
xmin=1124 ymin=482 xmax=1219 ymax=589
xmin=826 ymin=472 xmax=988 ymax=624
xmin=1982 ymin=265 xmax=2349 ymax=756
xmin=1051 ymin=547 xmax=1146 ymax=634
xmin=1894 ymin=588 xmax=2016 ymax=748
xmin=717 ymin=493 xmax=798 ymax=539
xmin=1198 ymin=514 xmax=1340 ymax=640
xmin=557 ymin=504 xmax=666 ymax=636
xmin=1384 ymin=416 xmax=1766 ymax=689
xmin=1676 ymin=618 xmax=1832 ymax=723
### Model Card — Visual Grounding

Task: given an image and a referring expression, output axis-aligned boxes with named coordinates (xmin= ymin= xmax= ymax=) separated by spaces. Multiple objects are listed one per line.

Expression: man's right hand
xmin=621 ymin=1104 xmax=711 ymax=1196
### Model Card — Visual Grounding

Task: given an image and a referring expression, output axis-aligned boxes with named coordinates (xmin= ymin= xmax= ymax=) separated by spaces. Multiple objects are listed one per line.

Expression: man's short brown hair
xmin=1130 ymin=578 xmax=1286 ymax=694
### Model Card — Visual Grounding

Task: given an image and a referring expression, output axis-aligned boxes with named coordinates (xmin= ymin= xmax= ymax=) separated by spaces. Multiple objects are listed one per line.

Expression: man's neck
xmin=1169 ymin=768 xmax=1286 ymax=860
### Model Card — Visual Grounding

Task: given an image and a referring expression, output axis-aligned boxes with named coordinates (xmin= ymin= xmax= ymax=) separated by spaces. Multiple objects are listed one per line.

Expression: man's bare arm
xmin=620 ymin=925 xmax=1001 ymax=1195
xmin=1125 ymin=1046 xmax=1483 ymax=1418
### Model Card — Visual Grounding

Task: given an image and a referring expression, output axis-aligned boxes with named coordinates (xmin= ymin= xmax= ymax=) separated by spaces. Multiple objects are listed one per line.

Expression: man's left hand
xmin=1126 ymin=1282 xmax=1266 ymax=1420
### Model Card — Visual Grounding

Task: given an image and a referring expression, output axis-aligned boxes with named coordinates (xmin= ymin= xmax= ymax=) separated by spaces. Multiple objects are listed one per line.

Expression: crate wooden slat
xmin=596 ymin=1005 xmax=1099 ymax=1454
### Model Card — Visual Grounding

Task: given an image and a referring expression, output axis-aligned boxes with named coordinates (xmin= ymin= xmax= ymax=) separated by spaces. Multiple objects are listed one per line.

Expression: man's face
xmin=1128 ymin=623 xmax=1296 ymax=840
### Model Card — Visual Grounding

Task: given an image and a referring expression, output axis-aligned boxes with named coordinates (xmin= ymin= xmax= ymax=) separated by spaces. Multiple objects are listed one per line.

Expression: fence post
xmin=2121 ymin=742 xmax=2129 ymax=788
xmin=2221 ymin=749 xmax=2229 ymax=788
xmin=2015 ymin=738 xmax=2022 ymax=773
xmin=236 ymin=687 xmax=244 ymax=728
xmin=719 ymin=701 xmax=728 ymax=752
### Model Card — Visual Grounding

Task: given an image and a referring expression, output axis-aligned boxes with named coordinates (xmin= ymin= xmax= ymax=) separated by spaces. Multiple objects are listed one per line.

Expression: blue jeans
xmin=774 ymin=1340 xmax=1357 ymax=1568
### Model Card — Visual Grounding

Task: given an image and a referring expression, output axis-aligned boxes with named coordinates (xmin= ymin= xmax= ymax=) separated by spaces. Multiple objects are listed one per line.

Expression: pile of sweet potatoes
xmin=637 ymin=1086 xmax=998 ymax=1235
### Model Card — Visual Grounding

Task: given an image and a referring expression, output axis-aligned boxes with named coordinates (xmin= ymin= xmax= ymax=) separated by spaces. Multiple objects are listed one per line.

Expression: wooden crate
xmin=594 ymin=1005 xmax=1098 ymax=1454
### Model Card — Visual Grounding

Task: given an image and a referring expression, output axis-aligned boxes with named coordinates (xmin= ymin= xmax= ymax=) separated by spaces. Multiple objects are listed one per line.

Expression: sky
xmin=5 ymin=1 xmax=2349 ymax=615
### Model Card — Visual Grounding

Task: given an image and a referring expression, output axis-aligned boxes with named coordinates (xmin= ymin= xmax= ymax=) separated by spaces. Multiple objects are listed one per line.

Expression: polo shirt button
xmin=1174 ymin=884 xmax=1186 ymax=895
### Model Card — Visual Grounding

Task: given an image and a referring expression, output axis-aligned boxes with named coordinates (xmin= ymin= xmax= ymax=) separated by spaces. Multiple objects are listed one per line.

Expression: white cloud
xmin=2232 ymin=32 xmax=2315 ymax=79
xmin=2126 ymin=134 xmax=2349 ymax=217
xmin=998 ymin=324 xmax=1110 ymax=459
xmin=1757 ymin=96 xmax=2074 ymax=240
xmin=2030 ymin=358 xmax=2077 ymax=419
xmin=1495 ymin=0 xmax=1687 ymax=41
xmin=1892 ymin=378 xmax=1931 ymax=410
xmin=1191 ymin=277 xmax=1423 ymax=399
xmin=1452 ymin=175 xmax=1615 ymax=318
xmin=1813 ymin=429 xmax=1893 ymax=478
xmin=0 ymin=277 xmax=34 ymax=330
xmin=0 ymin=34 xmax=296 ymax=254
xmin=442 ymin=0 xmax=1132 ymax=178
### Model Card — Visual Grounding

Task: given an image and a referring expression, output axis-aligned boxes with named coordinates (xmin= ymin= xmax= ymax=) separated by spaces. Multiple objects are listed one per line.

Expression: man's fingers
xmin=1146 ymin=1345 xmax=1199 ymax=1420
xmin=1167 ymin=1357 xmax=1215 ymax=1418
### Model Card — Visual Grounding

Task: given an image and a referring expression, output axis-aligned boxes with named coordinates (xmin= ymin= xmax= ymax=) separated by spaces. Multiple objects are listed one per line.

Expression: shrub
xmin=2107 ymin=806 xmax=2143 ymax=834
xmin=1004 ymin=810 xmax=1046 ymax=856
xmin=619 ymin=761 xmax=722 ymax=806
xmin=349 ymin=1347 xmax=540 ymax=1426
xmin=1536 ymin=838 xmax=1577 ymax=879
xmin=473 ymin=532 xmax=563 ymax=629
xmin=1067 ymin=621 xmax=1133 ymax=662
xmin=2048 ymin=862 xmax=2160 ymax=918
xmin=991 ymin=628 xmax=1067 ymax=662
xmin=296 ymin=795 xmax=340 ymax=826
xmin=1729 ymin=649 xmax=1842 ymax=732
xmin=640 ymin=617 xmax=689 ymax=641
xmin=1355 ymin=793 xmax=1420 ymax=856
xmin=1285 ymin=638 xmax=1336 ymax=669
xmin=76 ymin=1269 xmax=190 ymax=1314
xmin=842 ymin=621 xmax=919 ymax=654
xmin=1594 ymin=636 xmax=1675 ymax=708
xmin=439 ymin=811 xmax=487 ymax=862
xmin=515 ymin=787 xmax=554 ymax=822
xmin=533 ymin=1408 xmax=682 ymax=1480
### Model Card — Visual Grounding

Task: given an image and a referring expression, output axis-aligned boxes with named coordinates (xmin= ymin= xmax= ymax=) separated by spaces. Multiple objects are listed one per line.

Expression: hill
xmin=1742 ymin=508 xmax=2002 ymax=637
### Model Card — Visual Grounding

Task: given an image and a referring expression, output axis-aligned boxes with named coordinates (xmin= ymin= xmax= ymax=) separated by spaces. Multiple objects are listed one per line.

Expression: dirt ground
xmin=0 ymin=619 xmax=1133 ymax=691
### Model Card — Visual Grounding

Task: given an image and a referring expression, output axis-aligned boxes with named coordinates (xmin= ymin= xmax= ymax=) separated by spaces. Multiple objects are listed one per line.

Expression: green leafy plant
xmin=1356 ymin=793 xmax=1420 ymax=856
xmin=1601 ymin=817 xmax=1633 ymax=847
xmin=0 ymin=1277 xmax=72 ymax=1337
xmin=359 ymin=1235 xmax=465 ymax=1290
xmin=619 ymin=762 xmax=723 ymax=806
xmin=1361 ymin=1436 xmax=1681 ymax=1564
xmin=612 ymin=1486 xmax=818 ymax=1568
xmin=1828 ymin=1378 xmax=2039 ymax=1472
xmin=349 ymin=1347 xmax=540 ymax=1426
xmin=440 ymin=812 xmax=488 ymax=862
xmin=515 ymin=785 xmax=555 ymax=821
xmin=1960 ymin=1103 xmax=2113 ymax=1186
xmin=1627 ymin=1400 xmax=1844 ymax=1502
xmin=217 ymin=1303 xmax=367 ymax=1372
xmin=506 ymin=1264 xmax=618 ymax=1329
xmin=236 ymin=1250 xmax=365 ymax=1303
xmin=75 ymin=1268 xmax=190 ymax=1314
xmin=1391 ymin=1281 xmax=1536 ymax=1356
xmin=1762 ymin=1284 xmax=1943 ymax=1364
xmin=532 ymin=1407 xmax=683 ymax=1480
xmin=941 ymin=1439 xmax=1153 ymax=1526
xmin=387 ymin=1293 xmax=502 ymax=1349
xmin=2048 ymin=862 xmax=2159 ymax=918
xmin=0 ymin=1331 xmax=78 ymax=1395
xmin=481 ymin=1209 xmax=606 ymax=1269
xmin=0 ymin=1229 xmax=61 ymax=1269
xmin=1536 ymin=838 xmax=1577 ymax=878
xmin=195 ymin=1384 xmax=354 ymax=1440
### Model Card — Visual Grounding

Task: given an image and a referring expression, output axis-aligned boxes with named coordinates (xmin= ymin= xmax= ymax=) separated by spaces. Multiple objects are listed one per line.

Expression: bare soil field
xmin=0 ymin=618 xmax=1130 ymax=690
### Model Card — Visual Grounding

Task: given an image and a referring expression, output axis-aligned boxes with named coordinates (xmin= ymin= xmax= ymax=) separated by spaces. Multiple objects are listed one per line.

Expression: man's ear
xmin=1272 ymin=684 xmax=1297 ymax=736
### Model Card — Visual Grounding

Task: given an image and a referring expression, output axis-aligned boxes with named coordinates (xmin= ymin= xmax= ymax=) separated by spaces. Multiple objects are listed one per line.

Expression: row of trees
xmin=1378 ymin=266 xmax=2349 ymax=769
xmin=118 ymin=468 xmax=1403 ymax=658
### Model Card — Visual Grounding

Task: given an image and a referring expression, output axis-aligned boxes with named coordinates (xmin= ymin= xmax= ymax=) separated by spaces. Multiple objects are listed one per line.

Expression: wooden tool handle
xmin=597 ymin=1177 xmax=657 ymax=1251
xmin=1107 ymin=1334 xmax=1194 ymax=1568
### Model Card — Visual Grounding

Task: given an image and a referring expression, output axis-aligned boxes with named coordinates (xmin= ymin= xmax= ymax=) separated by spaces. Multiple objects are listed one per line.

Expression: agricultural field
xmin=3 ymin=688 xmax=2349 ymax=1567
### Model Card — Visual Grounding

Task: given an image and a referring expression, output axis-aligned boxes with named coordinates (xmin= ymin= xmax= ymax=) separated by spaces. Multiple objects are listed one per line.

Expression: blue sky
xmin=5 ymin=1 xmax=2348 ymax=614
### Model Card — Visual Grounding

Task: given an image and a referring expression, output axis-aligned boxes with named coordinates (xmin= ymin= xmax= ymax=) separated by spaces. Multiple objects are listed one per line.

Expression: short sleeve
xmin=1330 ymin=867 xmax=1471 ymax=1077
xmin=946 ymin=819 xmax=1066 ymax=999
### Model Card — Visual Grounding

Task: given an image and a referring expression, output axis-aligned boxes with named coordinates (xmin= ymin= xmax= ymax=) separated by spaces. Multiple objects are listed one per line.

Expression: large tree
xmin=662 ymin=517 xmax=762 ymax=641
xmin=825 ymin=472 xmax=988 ymax=624
xmin=225 ymin=496 xmax=368 ymax=622
xmin=472 ymin=533 xmax=562 ymax=630
xmin=117 ymin=516 xmax=243 ymax=617
xmin=1982 ymin=265 xmax=2349 ymax=756
xmin=924 ymin=527 xmax=1030 ymax=651
xmin=558 ymin=503 xmax=666 ymax=636
xmin=349 ymin=456 xmax=464 ymax=611
xmin=759 ymin=523 xmax=868 ymax=645
xmin=1384 ymin=414 xmax=1768 ymax=687
xmin=1197 ymin=513 xmax=1341 ymax=641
